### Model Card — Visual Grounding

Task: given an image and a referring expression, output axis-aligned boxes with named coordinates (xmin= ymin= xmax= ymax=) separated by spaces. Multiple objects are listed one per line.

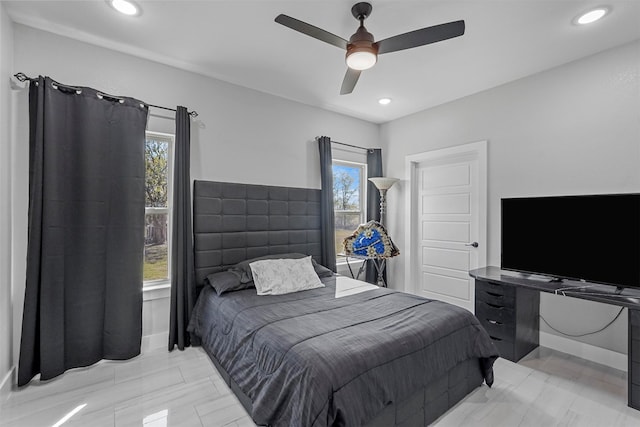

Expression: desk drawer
xmin=632 ymin=361 xmax=640 ymax=386
xmin=631 ymin=309 xmax=640 ymax=327
xmin=476 ymin=280 xmax=515 ymax=299
xmin=476 ymin=300 xmax=516 ymax=324
xmin=476 ymin=287 xmax=515 ymax=306
xmin=487 ymin=335 xmax=515 ymax=361
xmin=478 ymin=317 xmax=516 ymax=341
xmin=631 ymin=339 xmax=640 ymax=363
xmin=631 ymin=383 xmax=640 ymax=410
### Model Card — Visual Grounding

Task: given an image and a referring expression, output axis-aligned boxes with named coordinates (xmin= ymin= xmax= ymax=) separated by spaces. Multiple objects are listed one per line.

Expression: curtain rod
xmin=319 ymin=137 xmax=380 ymax=152
xmin=14 ymin=72 xmax=199 ymax=118
xmin=146 ymin=103 xmax=198 ymax=118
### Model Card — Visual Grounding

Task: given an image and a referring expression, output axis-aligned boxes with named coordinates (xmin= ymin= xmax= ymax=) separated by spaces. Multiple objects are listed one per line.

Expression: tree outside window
xmin=332 ymin=161 xmax=366 ymax=258
xmin=144 ymin=132 xmax=174 ymax=285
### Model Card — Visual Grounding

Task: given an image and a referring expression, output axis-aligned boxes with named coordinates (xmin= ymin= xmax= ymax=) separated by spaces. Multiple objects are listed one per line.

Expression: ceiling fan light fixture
xmin=346 ymin=50 xmax=377 ymax=70
xmin=346 ymin=22 xmax=378 ymax=71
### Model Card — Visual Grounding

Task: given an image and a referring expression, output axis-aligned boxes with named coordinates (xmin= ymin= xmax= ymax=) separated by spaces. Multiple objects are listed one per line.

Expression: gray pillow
xmin=313 ymin=263 xmax=334 ymax=279
xmin=206 ymin=271 xmax=254 ymax=295
xmin=229 ymin=253 xmax=333 ymax=283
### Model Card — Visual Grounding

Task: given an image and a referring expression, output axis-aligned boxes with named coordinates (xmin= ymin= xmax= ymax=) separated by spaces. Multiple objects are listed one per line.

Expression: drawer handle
xmin=487 ymin=319 xmax=503 ymax=325
xmin=485 ymin=291 xmax=503 ymax=298
xmin=485 ymin=302 xmax=504 ymax=309
xmin=489 ymin=336 xmax=503 ymax=341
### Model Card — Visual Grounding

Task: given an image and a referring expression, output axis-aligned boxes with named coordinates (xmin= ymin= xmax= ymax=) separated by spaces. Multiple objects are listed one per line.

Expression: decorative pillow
xmin=206 ymin=271 xmax=253 ymax=295
xmin=229 ymin=253 xmax=333 ymax=283
xmin=249 ymin=256 xmax=325 ymax=296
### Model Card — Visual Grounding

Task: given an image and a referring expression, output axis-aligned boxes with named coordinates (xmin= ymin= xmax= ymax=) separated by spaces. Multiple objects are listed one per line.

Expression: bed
xmin=188 ymin=180 xmax=498 ymax=426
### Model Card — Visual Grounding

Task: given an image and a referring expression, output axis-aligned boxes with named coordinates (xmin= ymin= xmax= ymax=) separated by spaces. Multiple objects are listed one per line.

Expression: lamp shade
xmin=368 ymin=177 xmax=399 ymax=191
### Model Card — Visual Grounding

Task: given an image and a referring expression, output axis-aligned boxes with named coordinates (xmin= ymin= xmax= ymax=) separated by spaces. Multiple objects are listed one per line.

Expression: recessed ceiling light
xmin=378 ymin=98 xmax=392 ymax=105
xmin=108 ymin=0 xmax=140 ymax=16
xmin=575 ymin=7 xmax=609 ymax=25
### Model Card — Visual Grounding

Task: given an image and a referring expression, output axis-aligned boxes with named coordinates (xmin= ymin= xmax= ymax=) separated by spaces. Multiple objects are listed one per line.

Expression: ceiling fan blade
xmin=340 ymin=68 xmax=361 ymax=95
xmin=275 ymin=14 xmax=348 ymax=50
xmin=375 ymin=20 xmax=465 ymax=55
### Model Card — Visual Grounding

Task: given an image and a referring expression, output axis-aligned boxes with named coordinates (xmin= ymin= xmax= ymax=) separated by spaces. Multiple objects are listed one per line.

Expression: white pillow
xmin=249 ymin=256 xmax=324 ymax=295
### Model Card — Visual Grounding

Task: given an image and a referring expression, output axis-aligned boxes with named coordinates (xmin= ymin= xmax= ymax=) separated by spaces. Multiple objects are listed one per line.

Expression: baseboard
xmin=0 ymin=366 xmax=15 ymax=403
xmin=141 ymin=331 xmax=169 ymax=353
xmin=540 ymin=331 xmax=627 ymax=372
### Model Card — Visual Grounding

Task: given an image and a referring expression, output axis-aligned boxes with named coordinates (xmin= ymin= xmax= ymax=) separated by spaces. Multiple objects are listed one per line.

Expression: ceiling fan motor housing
xmin=349 ymin=24 xmax=375 ymax=45
xmin=348 ymin=2 xmax=377 ymax=56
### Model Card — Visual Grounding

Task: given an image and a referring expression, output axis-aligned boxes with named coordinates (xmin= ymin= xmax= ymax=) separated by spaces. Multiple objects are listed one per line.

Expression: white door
xmin=405 ymin=141 xmax=487 ymax=312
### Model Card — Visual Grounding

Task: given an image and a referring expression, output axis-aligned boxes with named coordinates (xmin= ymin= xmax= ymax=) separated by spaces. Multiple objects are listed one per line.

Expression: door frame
xmin=404 ymin=140 xmax=488 ymax=295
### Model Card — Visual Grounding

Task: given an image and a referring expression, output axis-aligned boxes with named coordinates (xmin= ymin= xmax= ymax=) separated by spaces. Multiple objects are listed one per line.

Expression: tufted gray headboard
xmin=193 ymin=180 xmax=323 ymax=286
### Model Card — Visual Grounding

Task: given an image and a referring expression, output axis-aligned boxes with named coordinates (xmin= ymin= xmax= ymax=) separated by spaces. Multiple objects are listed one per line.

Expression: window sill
xmin=143 ymin=281 xmax=171 ymax=301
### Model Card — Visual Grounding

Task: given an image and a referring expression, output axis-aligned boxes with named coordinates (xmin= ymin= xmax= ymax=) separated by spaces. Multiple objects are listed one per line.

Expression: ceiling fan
xmin=275 ymin=2 xmax=465 ymax=95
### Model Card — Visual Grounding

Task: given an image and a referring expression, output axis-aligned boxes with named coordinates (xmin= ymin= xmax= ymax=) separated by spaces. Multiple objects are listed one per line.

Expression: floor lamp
xmin=368 ymin=177 xmax=399 ymax=226
xmin=367 ymin=177 xmax=399 ymax=287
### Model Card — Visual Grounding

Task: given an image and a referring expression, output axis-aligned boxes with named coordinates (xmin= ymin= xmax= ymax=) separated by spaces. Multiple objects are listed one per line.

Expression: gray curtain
xmin=366 ymin=149 xmax=383 ymax=284
xmin=168 ymin=106 xmax=196 ymax=350
xmin=18 ymin=76 xmax=147 ymax=386
xmin=318 ymin=136 xmax=337 ymax=272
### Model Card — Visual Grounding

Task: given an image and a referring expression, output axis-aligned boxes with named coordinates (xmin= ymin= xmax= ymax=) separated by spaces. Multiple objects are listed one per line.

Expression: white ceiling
xmin=5 ymin=0 xmax=640 ymax=124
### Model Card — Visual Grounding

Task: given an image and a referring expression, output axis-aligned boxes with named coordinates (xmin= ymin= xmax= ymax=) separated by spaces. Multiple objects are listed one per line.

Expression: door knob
xmin=465 ymin=242 xmax=479 ymax=248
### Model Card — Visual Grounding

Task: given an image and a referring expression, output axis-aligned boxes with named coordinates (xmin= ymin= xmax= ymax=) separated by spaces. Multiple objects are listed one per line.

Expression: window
xmin=332 ymin=160 xmax=367 ymax=258
xmin=144 ymin=131 xmax=174 ymax=286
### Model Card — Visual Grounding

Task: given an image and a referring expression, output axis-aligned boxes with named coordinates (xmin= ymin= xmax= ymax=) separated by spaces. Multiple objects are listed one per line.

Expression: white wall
xmin=9 ymin=24 xmax=380 ymax=373
xmin=0 ymin=2 xmax=14 ymax=398
xmin=381 ymin=40 xmax=640 ymax=355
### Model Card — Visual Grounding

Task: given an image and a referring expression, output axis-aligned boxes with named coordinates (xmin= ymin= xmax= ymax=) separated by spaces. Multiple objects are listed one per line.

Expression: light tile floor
xmin=1 ymin=346 xmax=640 ymax=426
xmin=435 ymin=347 xmax=640 ymax=426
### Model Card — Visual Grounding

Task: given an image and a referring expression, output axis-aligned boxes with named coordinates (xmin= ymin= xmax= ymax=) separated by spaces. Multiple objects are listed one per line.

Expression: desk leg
xmin=629 ymin=309 xmax=640 ymax=410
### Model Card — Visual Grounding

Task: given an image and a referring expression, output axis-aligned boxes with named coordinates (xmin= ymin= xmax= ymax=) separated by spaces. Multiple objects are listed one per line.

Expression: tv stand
xmin=470 ymin=266 xmax=640 ymax=411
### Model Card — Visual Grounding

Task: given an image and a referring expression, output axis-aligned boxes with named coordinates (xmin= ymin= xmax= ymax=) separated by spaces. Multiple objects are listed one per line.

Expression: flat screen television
xmin=501 ymin=193 xmax=640 ymax=289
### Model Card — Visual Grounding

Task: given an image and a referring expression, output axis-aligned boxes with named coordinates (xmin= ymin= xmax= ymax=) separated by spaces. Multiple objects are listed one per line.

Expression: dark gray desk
xmin=469 ymin=266 xmax=640 ymax=410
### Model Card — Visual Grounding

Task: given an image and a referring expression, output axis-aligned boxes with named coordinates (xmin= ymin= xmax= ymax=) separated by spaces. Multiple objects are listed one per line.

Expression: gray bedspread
xmin=188 ymin=276 xmax=498 ymax=427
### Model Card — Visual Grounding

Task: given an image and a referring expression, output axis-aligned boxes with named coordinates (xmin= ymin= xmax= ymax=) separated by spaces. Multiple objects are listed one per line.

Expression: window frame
xmin=332 ymin=159 xmax=367 ymax=262
xmin=143 ymin=131 xmax=175 ymax=289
